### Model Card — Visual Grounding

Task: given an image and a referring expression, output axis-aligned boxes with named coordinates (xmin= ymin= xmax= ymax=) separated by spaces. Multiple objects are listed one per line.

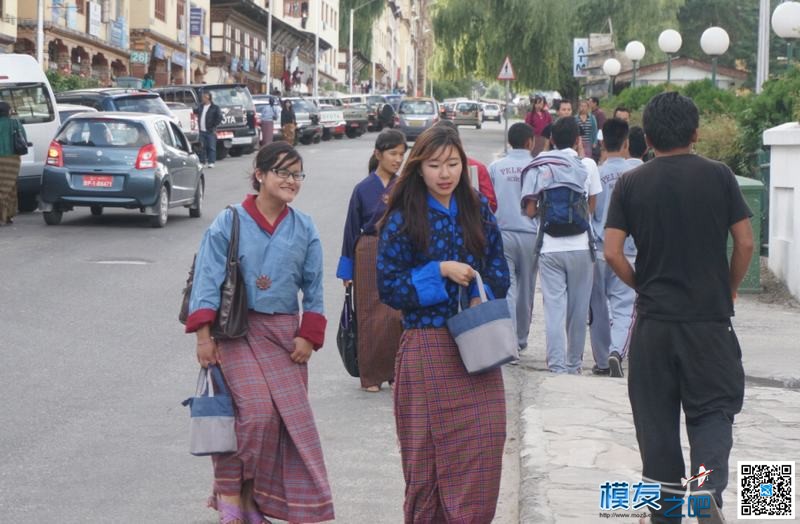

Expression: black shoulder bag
xmin=12 ymin=121 xmax=29 ymax=156
xmin=179 ymin=206 xmax=249 ymax=339
xmin=336 ymin=285 xmax=359 ymax=377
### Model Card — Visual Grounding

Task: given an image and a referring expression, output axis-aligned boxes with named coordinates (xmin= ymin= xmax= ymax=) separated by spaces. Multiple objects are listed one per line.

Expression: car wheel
xmin=476 ymin=123 xmax=482 ymax=129
xmin=216 ymin=146 xmax=228 ymax=160
xmin=43 ymin=208 xmax=63 ymax=225
xmin=189 ymin=180 xmax=204 ymax=218
xmin=313 ymin=135 xmax=321 ymax=144
xmin=18 ymin=193 xmax=39 ymax=213
xmin=229 ymin=147 xmax=243 ymax=157
xmin=346 ymin=128 xmax=358 ymax=139
xmin=299 ymin=136 xmax=312 ymax=145
xmin=150 ymin=186 xmax=169 ymax=228
xmin=90 ymin=205 xmax=103 ymax=216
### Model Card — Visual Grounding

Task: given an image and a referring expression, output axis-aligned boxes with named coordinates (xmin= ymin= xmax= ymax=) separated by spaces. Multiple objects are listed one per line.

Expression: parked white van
xmin=0 ymin=54 xmax=60 ymax=211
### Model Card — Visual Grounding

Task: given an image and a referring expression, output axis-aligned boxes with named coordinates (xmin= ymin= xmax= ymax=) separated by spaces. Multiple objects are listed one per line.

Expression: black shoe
xmin=591 ymin=365 xmax=610 ymax=376
xmin=608 ymin=351 xmax=624 ymax=378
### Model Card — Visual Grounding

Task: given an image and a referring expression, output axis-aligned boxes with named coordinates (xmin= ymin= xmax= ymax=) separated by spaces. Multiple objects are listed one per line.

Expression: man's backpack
xmin=539 ymin=186 xmax=591 ymax=237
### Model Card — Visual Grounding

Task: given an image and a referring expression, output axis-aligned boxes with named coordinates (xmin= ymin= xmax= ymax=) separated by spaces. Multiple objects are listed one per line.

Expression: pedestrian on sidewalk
xmin=489 ymin=122 xmax=538 ymax=351
xmin=281 ymin=99 xmax=297 ymax=146
xmin=435 ymin=119 xmax=498 ymax=212
xmin=258 ymin=97 xmax=277 ymax=146
xmin=524 ymin=95 xmax=552 ymax=156
xmin=337 ymin=129 xmax=407 ymax=392
xmin=0 ymin=101 xmax=26 ymax=225
xmin=521 ymin=117 xmax=602 ymax=374
xmin=604 ymin=92 xmax=754 ymax=524
xmin=377 ymin=125 xmax=510 ymax=523
xmin=185 ymin=142 xmax=334 ymax=524
xmin=589 ymin=118 xmax=636 ymax=378
xmin=575 ymin=99 xmax=598 ymax=160
xmin=194 ymin=91 xmax=223 ymax=168
xmin=627 ymin=125 xmax=650 ymax=165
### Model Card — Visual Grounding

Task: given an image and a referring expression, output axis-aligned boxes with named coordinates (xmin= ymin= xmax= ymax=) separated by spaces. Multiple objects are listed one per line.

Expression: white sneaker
xmin=208 ymin=163 xmax=215 ymax=168
xmin=202 ymin=163 xmax=208 ymax=168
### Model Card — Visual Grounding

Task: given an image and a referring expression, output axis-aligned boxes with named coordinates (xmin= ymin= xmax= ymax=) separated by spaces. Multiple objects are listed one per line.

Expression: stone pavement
xmin=514 ymin=291 xmax=800 ymax=523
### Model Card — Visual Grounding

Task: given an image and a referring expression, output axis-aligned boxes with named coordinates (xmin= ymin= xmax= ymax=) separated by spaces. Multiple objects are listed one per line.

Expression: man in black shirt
xmin=604 ymin=92 xmax=754 ymax=524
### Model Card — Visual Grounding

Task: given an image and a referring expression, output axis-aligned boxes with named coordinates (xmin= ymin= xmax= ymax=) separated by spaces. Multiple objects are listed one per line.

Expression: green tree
xmin=338 ymin=0 xmax=385 ymax=59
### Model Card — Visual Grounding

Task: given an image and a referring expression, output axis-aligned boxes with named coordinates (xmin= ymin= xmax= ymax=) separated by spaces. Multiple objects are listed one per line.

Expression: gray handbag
xmin=182 ymin=365 xmax=237 ymax=456
xmin=446 ymin=272 xmax=518 ymax=374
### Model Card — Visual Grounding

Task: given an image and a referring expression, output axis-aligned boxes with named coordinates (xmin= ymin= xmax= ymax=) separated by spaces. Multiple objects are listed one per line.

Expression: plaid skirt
xmin=394 ymin=328 xmax=506 ymax=523
xmin=354 ymin=235 xmax=403 ymax=388
xmin=212 ymin=312 xmax=334 ymax=522
xmin=0 ymin=155 xmax=20 ymax=223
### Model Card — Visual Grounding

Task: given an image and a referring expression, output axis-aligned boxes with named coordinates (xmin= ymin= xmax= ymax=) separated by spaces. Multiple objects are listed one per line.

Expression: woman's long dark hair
xmin=380 ymin=125 xmax=485 ymax=258
xmin=368 ymin=129 xmax=407 ymax=173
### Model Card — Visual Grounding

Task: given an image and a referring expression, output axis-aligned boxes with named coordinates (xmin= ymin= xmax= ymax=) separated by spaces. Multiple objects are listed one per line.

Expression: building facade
xmin=0 ymin=0 xmax=19 ymax=53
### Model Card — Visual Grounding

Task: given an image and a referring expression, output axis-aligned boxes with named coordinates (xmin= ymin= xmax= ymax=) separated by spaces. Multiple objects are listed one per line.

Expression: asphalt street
xmin=0 ymin=121 xmax=518 ymax=523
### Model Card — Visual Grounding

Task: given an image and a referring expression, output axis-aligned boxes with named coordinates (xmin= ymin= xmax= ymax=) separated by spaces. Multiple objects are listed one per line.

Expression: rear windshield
xmin=56 ymin=119 xmax=150 ymax=147
xmin=485 ymin=104 xmax=499 ymax=110
xmin=114 ymin=95 xmax=171 ymax=116
xmin=289 ymin=100 xmax=314 ymax=113
xmin=400 ymin=101 xmax=435 ymax=115
xmin=366 ymin=96 xmax=385 ymax=105
xmin=204 ymin=86 xmax=253 ymax=107
xmin=0 ymin=83 xmax=56 ymax=124
xmin=456 ymin=103 xmax=479 ymax=111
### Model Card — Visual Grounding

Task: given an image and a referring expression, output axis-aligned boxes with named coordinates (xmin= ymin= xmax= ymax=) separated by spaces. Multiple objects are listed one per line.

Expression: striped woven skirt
xmin=0 ymin=155 xmax=20 ymax=223
xmin=354 ymin=234 xmax=403 ymax=388
xmin=394 ymin=328 xmax=506 ymax=523
xmin=211 ymin=312 xmax=334 ymax=523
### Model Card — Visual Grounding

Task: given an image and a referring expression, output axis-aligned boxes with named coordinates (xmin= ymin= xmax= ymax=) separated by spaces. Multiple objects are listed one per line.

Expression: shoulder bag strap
xmin=226 ymin=205 xmax=240 ymax=265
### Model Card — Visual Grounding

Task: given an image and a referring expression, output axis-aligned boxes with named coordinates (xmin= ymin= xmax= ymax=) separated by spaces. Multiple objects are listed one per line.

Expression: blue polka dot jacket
xmin=377 ymin=193 xmax=511 ymax=329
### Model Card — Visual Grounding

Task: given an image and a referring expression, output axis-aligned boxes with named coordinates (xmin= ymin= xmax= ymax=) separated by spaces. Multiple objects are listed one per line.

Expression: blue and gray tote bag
xmin=446 ymin=272 xmax=518 ymax=374
xmin=182 ymin=365 xmax=237 ymax=456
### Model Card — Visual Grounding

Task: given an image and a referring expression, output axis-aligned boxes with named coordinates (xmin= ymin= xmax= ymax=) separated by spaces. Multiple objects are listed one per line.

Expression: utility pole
xmin=185 ymin=1 xmax=191 ymax=85
xmin=756 ymin=0 xmax=770 ymax=93
xmin=313 ymin=0 xmax=319 ymax=98
xmin=266 ymin=1 xmax=273 ymax=94
xmin=37 ymin=0 xmax=45 ymax=68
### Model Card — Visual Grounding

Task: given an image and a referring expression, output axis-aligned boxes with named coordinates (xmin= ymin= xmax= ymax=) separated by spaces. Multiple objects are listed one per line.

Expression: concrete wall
xmin=763 ymin=122 xmax=800 ymax=300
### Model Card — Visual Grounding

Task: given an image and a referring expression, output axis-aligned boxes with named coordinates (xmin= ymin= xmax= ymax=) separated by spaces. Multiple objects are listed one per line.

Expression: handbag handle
xmin=456 ymin=271 xmax=487 ymax=312
xmin=195 ymin=365 xmax=229 ymax=398
xmin=225 ymin=206 xmax=240 ymax=267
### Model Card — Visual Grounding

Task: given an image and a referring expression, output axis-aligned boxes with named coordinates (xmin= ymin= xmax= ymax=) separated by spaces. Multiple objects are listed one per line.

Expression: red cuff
xmin=185 ymin=308 xmax=217 ymax=333
xmin=297 ymin=311 xmax=326 ymax=350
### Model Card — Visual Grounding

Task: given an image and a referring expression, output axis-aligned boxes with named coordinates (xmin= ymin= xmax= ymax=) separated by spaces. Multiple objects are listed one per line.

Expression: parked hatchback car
xmin=55 ymin=88 xmax=173 ymax=116
xmin=397 ymin=98 xmax=439 ymax=140
xmin=39 ymin=113 xmax=204 ymax=228
xmin=453 ymin=101 xmax=482 ymax=129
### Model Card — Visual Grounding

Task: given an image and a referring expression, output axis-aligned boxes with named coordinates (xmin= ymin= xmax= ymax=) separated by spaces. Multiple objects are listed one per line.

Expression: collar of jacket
xmin=426 ymin=192 xmax=458 ymax=217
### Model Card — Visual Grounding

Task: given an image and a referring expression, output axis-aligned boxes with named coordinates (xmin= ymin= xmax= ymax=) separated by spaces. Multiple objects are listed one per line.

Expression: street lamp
xmin=658 ymin=29 xmax=682 ymax=85
xmin=625 ymin=40 xmax=646 ymax=87
xmin=700 ymin=26 xmax=730 ymax=88
xmin=771 ymin=1 xmax=800 ymax=67
xmin=350 ymin=0 xmax=380 ymax=94
xmin=603 ymin=58 xmax=621 ymax=97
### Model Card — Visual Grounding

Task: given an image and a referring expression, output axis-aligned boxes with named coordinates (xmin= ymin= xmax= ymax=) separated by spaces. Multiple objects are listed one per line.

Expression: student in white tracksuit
xmin=589 ymin=118 xmax=637 ymax=378
xmin=521 ymin=117 xmax=602 ymax=374
xmin=489 ymin=123 xmax=537 ymax=350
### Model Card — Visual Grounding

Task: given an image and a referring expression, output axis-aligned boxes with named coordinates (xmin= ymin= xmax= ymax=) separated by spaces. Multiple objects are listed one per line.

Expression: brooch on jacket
xmin=256 ymin=275 xmax=272 ymax=290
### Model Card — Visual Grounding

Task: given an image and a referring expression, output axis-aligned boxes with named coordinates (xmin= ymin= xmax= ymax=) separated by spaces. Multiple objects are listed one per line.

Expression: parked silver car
xmin=397 ymin=98 xmax=439 ymax=140
xmin=39 ymin=113 xmax=204 ymax=228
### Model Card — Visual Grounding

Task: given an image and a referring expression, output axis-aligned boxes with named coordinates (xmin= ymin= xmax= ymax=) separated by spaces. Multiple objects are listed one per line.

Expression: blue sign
xmin=66 ymin=4 xmax=78 ymax=30
xmin=110 ymin=19 xmax=125 ymax=49
xmin=172 ymin=51 xmax=186 ymax=67
xmin=153 ymin=44 xmax=165 ymax=60
xmin=190 ymin=8 xmax=204 ymax=36
xmin=51 ymin=0 xmax=64 ymax=26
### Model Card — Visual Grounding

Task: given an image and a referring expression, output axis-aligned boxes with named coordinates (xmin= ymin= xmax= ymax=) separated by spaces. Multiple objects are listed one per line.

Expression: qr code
xmin=738 ymin=461 xmax=795 ymax=519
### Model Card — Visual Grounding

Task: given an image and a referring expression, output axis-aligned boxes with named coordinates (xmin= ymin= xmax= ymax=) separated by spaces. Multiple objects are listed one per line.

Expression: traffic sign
xmin=497 ymin=56 xmax=516 ymax=81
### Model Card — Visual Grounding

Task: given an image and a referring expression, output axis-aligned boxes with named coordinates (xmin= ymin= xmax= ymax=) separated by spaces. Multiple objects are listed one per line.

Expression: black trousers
xmin=628 ymin=317 xmax=745 ymax=523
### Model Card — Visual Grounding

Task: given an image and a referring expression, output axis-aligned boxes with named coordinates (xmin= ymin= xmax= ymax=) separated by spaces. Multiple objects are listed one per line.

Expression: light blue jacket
xmin=489 ymin=149 xmax=538 ymax=234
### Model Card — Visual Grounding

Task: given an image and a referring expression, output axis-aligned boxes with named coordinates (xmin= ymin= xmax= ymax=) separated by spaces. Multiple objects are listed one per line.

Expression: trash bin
xmin=728 ymin=175 xmax=763 ymax=293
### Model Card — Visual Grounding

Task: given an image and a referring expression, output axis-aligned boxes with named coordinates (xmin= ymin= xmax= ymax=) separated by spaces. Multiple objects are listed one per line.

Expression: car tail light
xmin=135 ymin=143 xmax=157 ymax=170
xmin=46 ymin=140 xmax=63 ymax=167
xmin=190 ymin=112 xmax=198 ymax=132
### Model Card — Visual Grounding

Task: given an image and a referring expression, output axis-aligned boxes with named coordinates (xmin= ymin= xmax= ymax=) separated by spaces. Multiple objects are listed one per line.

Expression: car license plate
xmin=216 ymin=131 xmax=234 ymax=139
xmin=410 ymin=120 xmax=425 ymax=127
xmin=83 ymin=175 xmax=113 ymax=188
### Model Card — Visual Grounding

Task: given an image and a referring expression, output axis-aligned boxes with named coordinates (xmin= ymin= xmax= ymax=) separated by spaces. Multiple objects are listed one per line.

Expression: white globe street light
xmin=658 ymin=29 xmax=683 ymax=84
xmin=625 ymin=41 xmax=646 ymax=87
xmin=701 ymin=26 xmax=730 ymax=87
xmin=603 ymin=58 xmax=622 ymax=96
xmin=772 ymin=1 xmax=800 ymax=67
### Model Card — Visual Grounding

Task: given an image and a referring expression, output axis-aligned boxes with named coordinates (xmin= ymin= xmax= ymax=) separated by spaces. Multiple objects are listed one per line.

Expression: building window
xmin=155 ymin=0 xmax=166 ymax=21
xmin=177 ymin=0 xmax=185 ymax=29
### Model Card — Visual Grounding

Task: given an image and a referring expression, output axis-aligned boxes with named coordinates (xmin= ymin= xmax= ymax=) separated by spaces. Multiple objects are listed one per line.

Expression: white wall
xmin=763 ymin=122 xmax=800 ymax=300
xmin=638 ymin=65 xmax=740 ymax=89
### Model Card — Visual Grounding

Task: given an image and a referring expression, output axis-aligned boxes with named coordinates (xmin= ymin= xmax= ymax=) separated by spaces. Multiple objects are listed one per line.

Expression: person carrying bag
xmin=0 ymin=102 xmax=28 ymax=225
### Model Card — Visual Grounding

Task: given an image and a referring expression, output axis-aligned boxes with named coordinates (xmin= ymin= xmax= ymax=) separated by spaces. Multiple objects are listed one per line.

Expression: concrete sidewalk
xmin=514 ymin=290 xmax=800 ymax=523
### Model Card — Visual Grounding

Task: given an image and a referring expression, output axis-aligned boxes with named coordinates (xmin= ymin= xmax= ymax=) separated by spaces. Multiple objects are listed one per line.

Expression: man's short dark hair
xmin=590 ymin=96 xmax=600 ymax=106
xmin=642 ymin=92 xmax=699 ymax=151
xmin=551 ymin=117 xmax=580 ymax=150
xmin=613 ymin=106 xmax=630 ymax=117
xmin=508 ymin=122 xmax=534 ymax=149
xmin=434 ymin=118 xmax=459 ymax=136
xmin=628 ymin=126 xmax=647 ymax=159
xmin=602 ymin=118 xmax=629 ymax=152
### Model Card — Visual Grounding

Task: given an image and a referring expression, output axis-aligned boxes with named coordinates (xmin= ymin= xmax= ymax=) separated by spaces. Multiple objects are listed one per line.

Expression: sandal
xmin=362 ymin=385 xmax=381 ymax=393
xmin=216 ymin=497 xmax=246 ymax=524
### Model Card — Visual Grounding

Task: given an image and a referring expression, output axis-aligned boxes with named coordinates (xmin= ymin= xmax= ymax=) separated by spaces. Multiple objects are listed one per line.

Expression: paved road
xmin=0 ymin=121 xmax=518 ymax=523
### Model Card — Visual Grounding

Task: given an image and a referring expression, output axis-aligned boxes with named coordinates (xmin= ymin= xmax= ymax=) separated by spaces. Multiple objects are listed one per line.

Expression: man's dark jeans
xmin=199 ymin=130 xmax=216 ymax=164
xmin=628 ymin=317 xmax=745 ymax=523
